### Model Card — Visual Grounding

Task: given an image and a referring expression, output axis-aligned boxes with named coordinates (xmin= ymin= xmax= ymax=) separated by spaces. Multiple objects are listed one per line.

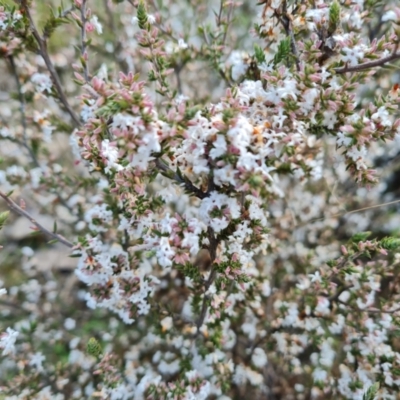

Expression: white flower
xmin=299 ymin=88 xmax=319 ymax=115
xmin=177 ymin=38 xmax=188 ymax=50
xmin=81 ymin=100 xmax=96 ymax=122
xmin=371 ymin=106 xmax=392 ymax=128
xmin=252 ymin=347 xmax=268 ymax=368
xmin=338 ymin=290 xmax=351 ymax=303
xmin=160 ymin=316 xmax=173 ymax=332
xmin=84 ymin=204 xmax=113 ymax=232
xmin=210 ymin=134 xmax=227 ymax=159
xmin=272 ymin=109 xmax=287 ymax=129
xmin=0 ymin=327 xmax=19 ymax=355
xmin=101 ymin=139 xmax=124 ymax=173
xmin=228 ymin=51 xmax=248 ymax=81
xmin=315 ymin=297 xmax=330 ymax=315
xmin=322 ymin=110 xmax=337 ymax=129
xmin=31 ymin=73 xmax=52 ymax=93
xmin=64 ymin=318 xmax=76 ymax=330
xmin=342 ymin=46 xmax=364 ymax=66
xmin=148 ymin=14 xmax=156 ymax=24
xmin=308 ymin=271 xmax=322 ymax=283
xmin=382 ymin=10 xmax=397 ymax=22
xmin=296 ymin=276 xmax=311 ymax=290
xmin=90 ymin=15 xmax=103 ymax=34
xmin=30 ymin=352 xmax=45 ymax=372
xmin=313 ymin=368 xmax=327 ymax=382
xmin=0 ymin=127 xmax=11 ymax=138
xmin=261 ymin=280 xmax=271 ymax=297
xmin=157 ymin=237 xmax=174 ymax=268
xmin=337 ymin=131 xmax=353 ymax=147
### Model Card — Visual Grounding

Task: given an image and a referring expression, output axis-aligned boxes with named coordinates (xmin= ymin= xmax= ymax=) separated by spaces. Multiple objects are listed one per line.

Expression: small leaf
xmin=87 ymin=337 xmax=103 ymax=358
xmin=363 ymin=382 xmax=379 ymax=400
xmin=350 ymin=231 xmax=372 ymax=242
xmin=380 ymin=237 xmax=400 ymax=250
xmin=254 ymin=44 xmax=266 ymax=63
xmin=328 ymin=0 xmax=341 ymax=36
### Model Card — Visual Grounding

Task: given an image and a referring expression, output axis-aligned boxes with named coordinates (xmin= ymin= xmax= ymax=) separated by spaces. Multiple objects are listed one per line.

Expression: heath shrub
xmin=1 ymin=0 xmax=400 ymax=399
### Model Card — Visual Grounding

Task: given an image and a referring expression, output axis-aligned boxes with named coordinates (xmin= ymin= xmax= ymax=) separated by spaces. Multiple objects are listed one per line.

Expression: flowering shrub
xmin=1 ymin=0 xmax=400 ymax=398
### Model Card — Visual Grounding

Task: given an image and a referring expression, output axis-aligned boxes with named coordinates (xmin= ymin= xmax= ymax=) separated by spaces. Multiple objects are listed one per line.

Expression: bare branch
xmin=7 ymin=55 xmax=40 ymax=168
xmin=21 ymin=0 xmax=81 ymax=127
xmin=334 ymin=52 xmax=400 ymax=74
xmin=0 ymin=191 xmax=73 ymax=248
xmin=80 ymin=0 xmax=90 ymax=83
xmin=298 ymin=198 xmax=400 ymax=227
xmin=195 ymin=227 xmax=219 ymax=333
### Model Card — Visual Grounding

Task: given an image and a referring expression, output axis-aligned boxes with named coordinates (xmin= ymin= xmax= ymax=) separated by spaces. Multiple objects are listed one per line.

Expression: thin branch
xmin=7 ymin=55 xmax=40 ymax=168
xmin=0 ymin=191 xmax=73 ymax=248
xmin=195 ymin=227 xmax=218 ymax=333
xmin=334 ymin=52 xmax=400 ymax=74
xmin=297 ymin=198 xmax=400 ymax=227
xmin=277 ymin=2 xmax=300 ymax=71
xmin=21 ymin=0 xmax=81 ymax=127
xmin=80 ymin=0 xmax=90 ymax=83
xmin=196 ymin=293 xmax=210 ymax=331
xmin=60 ymin=6 xmax=75 ymax=19
xmin=337 ymin=299 xmax=400 ymax=314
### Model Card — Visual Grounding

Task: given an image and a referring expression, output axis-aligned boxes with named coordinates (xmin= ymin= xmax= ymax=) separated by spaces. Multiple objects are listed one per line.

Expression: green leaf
xmin=380 ymin=237 xmax=400 ymax=250
xmin=363 ymin=382 xmax=379 ymax=400
xmin=328 ymin=1 xmax=341 ymax=36
xmin=0 ymin=211 xmax=9 ymax=230
xmin=254 ymin=44 xmax=266 ymax=63
xmin=350 ymin=231 xmax=372 ymax=242
xmin=69 ymin=253 xmax=82 ymax=258
xmin=273 ymin=37 xmax=291 ymax=66
xmin=87 ymin=337 xmax=103 ymax=358
xmin=137 ymin=0 xmax=149 ymax=30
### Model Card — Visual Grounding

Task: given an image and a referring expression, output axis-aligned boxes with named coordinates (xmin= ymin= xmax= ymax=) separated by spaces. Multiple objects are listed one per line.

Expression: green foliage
xmin=137 ymin=0 xmax=149 ymax=30
xmin=363 ymin=382 xmax=379 ymax=400
xmin=253 ymin=44 xmax=266 ymax=64
xmin=273 ymin=37 xmax=291 ymax=66
xmin=0 ymin=211 xmax=9 ymax=231
xmin=328 ymin=1 xmax=341 ymax=36
xmin=87 ymin=337 xmax=103 ymax=358
xmin=178 ymin=263 xmax=202 ymax=281
xmin=42 ymin=6 xmax=70 ymax=40
xmin=380 ymin=237 xmax=400 ymax=250
xmin=350 ymin=231 xmax=372 ymax=242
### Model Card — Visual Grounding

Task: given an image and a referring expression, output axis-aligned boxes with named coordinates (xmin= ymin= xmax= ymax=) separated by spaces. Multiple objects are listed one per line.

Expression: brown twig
xmin=7 ymin=55 xmax=40 ymax=168
xmin=277 ymin=1 xmax=300 ymax=71
xmin=297 ymin=198 xmax=400 ymax=228
xmin=337 ymin=298 xmax=400 ymax=314
xmin=0 ymin=191 xmax=73 ymax=248
xmin=21 ymin=0 xmax=81 ymax=127
xmin=80 ymin=0 xmax=90 ymax=83
xmin=334 ymin=52 xmax=400 ymax=74
xmin=195 ymin=227 xmax=219 ymax=333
